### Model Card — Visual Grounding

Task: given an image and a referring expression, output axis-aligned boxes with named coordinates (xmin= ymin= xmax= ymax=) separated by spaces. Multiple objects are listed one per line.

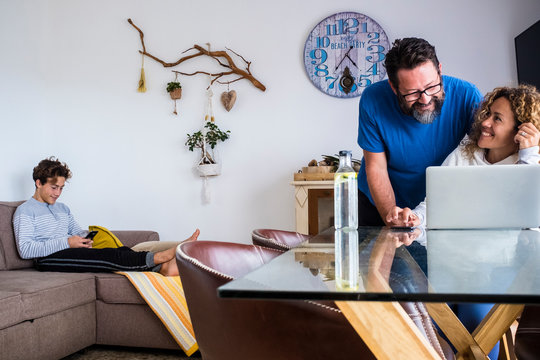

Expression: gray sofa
xmin=0 ymin=201 xmax=182 ymax=360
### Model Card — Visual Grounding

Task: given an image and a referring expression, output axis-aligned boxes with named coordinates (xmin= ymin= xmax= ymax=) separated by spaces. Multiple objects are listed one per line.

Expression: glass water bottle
xmin=334 ymin=150 xmax=358 ymax=230
xmin=335 ymin=228 xmax=359 ymax=291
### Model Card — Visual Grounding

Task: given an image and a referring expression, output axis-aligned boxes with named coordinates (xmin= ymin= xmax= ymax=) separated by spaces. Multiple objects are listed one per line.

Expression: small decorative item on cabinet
xmin=293 ymin=155 xmax=361 ymax=181
xmin=295 ymin=159 xmax=335 ymax=181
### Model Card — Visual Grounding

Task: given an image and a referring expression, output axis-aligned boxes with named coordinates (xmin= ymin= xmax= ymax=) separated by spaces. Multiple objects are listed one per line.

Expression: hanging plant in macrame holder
xmin=185 ymin=89 xmax=230 ymax=203
xmin=185 ymin=122 xmax=230 ymax=169
xmin=169 ymin=87 xmax=182 ymax=100
xmin=166 ymin=75 xmax=182 ymax=115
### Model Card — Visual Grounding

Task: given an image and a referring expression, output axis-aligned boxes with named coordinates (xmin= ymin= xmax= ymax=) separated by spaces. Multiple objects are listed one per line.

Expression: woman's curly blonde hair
xmin=462 ymin=84 xmax=540 ymax=158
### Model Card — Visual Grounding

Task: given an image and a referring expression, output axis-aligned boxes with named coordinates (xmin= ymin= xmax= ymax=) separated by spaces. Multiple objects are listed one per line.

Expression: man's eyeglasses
xmin=400 ymin=82 xmax=442 ymax=102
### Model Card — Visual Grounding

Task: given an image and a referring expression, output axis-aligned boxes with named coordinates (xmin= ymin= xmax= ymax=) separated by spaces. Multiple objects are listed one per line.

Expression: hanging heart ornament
xmin=220 ymin=90 xmax=237 ymax=112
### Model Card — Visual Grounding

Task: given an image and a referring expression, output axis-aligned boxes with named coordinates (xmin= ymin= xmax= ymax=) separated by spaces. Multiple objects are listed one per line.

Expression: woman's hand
xmin=515 ymin=122 xmax=540 ymax=149
xmin=385 ymin=206 xmax=421 ymax=227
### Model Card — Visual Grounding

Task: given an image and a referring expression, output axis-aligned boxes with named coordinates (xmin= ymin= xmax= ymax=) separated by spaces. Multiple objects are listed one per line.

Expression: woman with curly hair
xmin=385 ymin=84 xmax=540 ymax=359
xmin=387 ymin=84 xmax=540 ymax=227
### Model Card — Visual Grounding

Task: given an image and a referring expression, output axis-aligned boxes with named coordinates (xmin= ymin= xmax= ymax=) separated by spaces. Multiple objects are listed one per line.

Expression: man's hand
xmin=385 ymin=227 xmax=422 ymax=247
xmin=386 ymin=206 xmax=421 ymax=227
xmin=68 ymin=235 xmax=93 ymax=248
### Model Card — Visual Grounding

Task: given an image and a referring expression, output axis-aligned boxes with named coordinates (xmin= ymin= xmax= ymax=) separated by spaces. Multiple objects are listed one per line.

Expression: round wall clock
xmin=303 ymin=12 xmax=390 ymax=98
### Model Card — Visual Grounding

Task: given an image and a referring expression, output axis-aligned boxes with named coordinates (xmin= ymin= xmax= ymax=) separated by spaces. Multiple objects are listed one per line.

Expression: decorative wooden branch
xmin=127 ymin=19 xmax=266 ymax=92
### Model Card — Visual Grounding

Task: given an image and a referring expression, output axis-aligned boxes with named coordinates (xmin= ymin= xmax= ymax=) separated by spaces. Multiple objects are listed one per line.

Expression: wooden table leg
xmin=336 ymin=301 xmax=443 ymax=360
xmin=426 ymin=303 xmax=523 ymax=359
xmin=426 ymin=303 xmax=485 ymax=356
xmin=472 ymin=304 xmax=524 ymax=355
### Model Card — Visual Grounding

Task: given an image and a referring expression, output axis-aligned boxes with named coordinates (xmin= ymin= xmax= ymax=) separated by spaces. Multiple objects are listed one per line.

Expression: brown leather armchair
xmin=515 ymin=305 xmax=540 ymax=360
xmin=251 ymin=228 xmax=312 ymax=251
xmin=176 ymin=240 xmax=375 ymax=360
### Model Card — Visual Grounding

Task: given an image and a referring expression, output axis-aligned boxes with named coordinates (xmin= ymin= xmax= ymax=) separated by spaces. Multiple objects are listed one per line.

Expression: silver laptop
xmin=426 ymin=165 xmax=540 ymax=229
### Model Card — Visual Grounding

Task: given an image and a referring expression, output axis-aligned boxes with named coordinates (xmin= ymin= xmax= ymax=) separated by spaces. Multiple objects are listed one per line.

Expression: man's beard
xmin=398 ymin=91 xmax=445 ymax=124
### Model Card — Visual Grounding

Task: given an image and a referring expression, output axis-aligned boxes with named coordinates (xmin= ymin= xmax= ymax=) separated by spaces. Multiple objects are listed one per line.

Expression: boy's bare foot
xmin=159 ymin=258 xmax=179 ymax=277
xmin=153 ymin=229 xmax=200 ymax=264
xmin=182 ymin=229 xmax=200 ymax=243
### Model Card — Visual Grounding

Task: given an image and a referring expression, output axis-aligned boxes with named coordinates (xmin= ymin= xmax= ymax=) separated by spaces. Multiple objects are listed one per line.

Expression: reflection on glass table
xmin=219 ymin=226 xmax=540 ymax=303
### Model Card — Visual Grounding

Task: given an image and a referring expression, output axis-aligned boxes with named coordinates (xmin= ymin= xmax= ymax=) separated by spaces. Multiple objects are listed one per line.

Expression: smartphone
xmin=390 ymin=226 xmax=414 ymax=232
xmin=85 ymin=231 xmax=98 ymax=240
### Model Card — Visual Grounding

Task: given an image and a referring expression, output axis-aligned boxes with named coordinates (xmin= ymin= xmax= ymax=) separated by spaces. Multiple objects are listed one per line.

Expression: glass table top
xmin=218 ymin=226 xmax=540 ymax=303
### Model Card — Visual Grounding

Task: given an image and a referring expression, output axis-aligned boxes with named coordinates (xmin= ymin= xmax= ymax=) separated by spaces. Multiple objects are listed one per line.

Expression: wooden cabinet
xmin=291 ymin=180 xmax=334 ymax=235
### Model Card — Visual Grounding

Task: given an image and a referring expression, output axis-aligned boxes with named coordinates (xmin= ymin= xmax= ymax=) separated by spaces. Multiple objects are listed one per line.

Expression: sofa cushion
xmin=0 ymin=201 xmax=32 ymax=270
xmin=0 ymin=269 xmax=95 ymax=322
xmin=94 ymin=273 xmax=146 ymax=305
xmin=0 ymin=290 xmax=22 ymax=330
xmin=112 ymin=230 xmax=160 ymax=248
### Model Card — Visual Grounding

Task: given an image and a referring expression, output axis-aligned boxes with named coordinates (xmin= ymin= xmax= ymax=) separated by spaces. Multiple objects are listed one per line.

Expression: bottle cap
xmin=339 ymin=150 xmax=352 ymax=156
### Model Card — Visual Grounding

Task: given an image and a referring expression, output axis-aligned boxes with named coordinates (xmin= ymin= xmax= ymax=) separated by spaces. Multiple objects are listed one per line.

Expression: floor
xmin=62 ymin=345 xmax=201 ymax=360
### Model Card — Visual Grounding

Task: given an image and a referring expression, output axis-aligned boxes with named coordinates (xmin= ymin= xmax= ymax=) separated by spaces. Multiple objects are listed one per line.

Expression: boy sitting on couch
xmin=13 ymin=157 xmax=199 ymax=276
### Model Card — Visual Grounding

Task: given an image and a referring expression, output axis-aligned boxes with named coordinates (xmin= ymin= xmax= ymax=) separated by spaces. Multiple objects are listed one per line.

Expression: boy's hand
xmin=68 ymin=235 xmax=93 ymax=248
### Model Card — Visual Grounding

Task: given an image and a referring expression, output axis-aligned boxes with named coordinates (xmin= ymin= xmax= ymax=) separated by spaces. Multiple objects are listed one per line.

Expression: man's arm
xmin=364 ymin=150 xmax=395 ymax=225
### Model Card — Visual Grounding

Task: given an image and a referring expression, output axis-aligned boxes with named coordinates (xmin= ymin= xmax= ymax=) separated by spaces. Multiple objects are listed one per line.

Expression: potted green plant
xmin=321 ymin=154 xmax=362 ymax=172
xmin=167 ymin=81 xmax=182 ymax=99
xmin=186 ymin=121 xmax=230 ymax=176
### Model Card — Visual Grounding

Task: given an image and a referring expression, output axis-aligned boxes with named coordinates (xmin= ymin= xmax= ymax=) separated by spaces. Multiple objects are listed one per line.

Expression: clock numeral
xmin=366 ymin=45 xmax=386 ymax=63
xmin=309 ymin=49 xmax=327 ymax=65
xmin=325 ymin=18 xmax=366 ymax=36
xmin=367 ymin=63 xmax=380 ymax=76
xmin=326 ymin=24 xmax=338 ymax=36
xmin=314 ymin=64 xmax=329 ymax=77
xmin=325 ymin=76 xmax=338 ymax=89
xmin=368 ymin=32 xmax=380 ymax=44
xmin=359 ymin=21 xmax=368 ymax=33
xmin=358 ymin=75 xmax=372 ymax=87
xmin=316 ymin=37 xmax=330 ymax=49
xmin=338 ymin=18 xmax=360 ymax=35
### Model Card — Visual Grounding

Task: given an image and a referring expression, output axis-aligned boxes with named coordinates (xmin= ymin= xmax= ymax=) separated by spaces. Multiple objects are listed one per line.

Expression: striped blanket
xmin=118 ymin=271 xmax=198 ymax=356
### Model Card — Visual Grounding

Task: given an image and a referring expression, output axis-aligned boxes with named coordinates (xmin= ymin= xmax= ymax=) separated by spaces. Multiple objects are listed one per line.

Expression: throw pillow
xmin=88 ymin=225 xmax=124 ymax=249
xmin=132 ymin=241 xmax=182 ymax=252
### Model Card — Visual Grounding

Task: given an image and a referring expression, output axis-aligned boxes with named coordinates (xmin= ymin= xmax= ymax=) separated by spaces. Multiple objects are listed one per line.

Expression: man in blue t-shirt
xmin=357 ymin=37 xmax=482 ymax=226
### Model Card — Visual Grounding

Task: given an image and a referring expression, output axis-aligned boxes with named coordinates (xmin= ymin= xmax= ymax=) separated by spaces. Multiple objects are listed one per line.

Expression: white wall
xmin=1 ymin=0 xmax=539 ymax=243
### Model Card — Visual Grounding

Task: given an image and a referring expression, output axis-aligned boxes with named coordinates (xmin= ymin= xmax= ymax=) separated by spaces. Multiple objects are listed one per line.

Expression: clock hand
xmin=334 ymin=46 xmax=354 ymax=71
xmin=345 ymin=54 xmax=358 ymax=68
